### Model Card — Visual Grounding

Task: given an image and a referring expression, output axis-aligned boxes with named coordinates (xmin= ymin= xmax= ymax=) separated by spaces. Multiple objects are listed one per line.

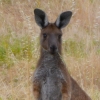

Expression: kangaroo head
xmin=34 ymin=9 xmax=72 ymax=54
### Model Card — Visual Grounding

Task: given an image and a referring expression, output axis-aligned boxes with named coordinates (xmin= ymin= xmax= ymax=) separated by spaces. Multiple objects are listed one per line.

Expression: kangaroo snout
xmin=50 ymin=45 xmax=57 ymax=54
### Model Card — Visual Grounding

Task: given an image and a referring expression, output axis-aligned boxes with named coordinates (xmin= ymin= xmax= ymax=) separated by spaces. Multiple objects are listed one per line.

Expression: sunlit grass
xmin=0 ymin=0 xmax=100 ymax=100
xmin=0 ymin=33 xmax=99 ymax=67
xmin=0 ymin=34 xmax=39 ymax=68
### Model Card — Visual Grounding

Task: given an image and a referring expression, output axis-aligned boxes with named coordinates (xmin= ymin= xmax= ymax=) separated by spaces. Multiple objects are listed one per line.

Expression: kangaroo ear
xmin=55 ymin=11 xmax=72 ymax=29
xmin=34 ymin=9 xmax=49 ymax=28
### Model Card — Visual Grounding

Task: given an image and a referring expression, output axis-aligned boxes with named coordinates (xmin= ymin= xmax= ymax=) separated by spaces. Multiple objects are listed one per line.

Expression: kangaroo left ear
xmin=34 ymin=9 xmax=49 ymax=28
xmin=55 ymin=11 xmax=72 ymax=29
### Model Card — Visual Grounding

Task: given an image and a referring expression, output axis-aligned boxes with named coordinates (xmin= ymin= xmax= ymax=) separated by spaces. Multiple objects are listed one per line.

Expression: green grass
xmin=0 ymin=34 xmax=39 ymax=68
xmin=0 ymin=33 xmax=100 ymax=68
xmin=0 ymin=0 xmax=12 ymax=4
xmin=63 ymin=39 xmax=86 ymax=58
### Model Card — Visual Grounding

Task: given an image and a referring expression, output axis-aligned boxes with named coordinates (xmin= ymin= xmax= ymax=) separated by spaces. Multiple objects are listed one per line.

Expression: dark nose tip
xmin=50 ymin=45 xmax=57 ymax=52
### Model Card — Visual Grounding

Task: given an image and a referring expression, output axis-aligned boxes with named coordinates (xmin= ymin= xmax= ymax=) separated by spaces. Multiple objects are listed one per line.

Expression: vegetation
xmin=0 ymin=0 xmax=100 ymax=100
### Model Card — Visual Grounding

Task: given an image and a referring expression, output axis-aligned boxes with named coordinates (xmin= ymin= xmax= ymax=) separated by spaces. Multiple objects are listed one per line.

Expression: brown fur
xmin=33 ymin=11 xmax=92 ymax=100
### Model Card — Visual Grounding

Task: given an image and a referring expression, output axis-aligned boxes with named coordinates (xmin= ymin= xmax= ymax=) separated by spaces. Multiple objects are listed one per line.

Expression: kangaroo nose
xmin=50 ymin=45 xmax=57 ymax=54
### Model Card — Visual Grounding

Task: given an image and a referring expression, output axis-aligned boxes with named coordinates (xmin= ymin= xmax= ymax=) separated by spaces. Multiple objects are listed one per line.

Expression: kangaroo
xmin=33 ymin=8 xmax=92 ymax=100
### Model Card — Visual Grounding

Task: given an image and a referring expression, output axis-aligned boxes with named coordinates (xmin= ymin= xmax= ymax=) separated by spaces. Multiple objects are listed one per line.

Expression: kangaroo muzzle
xmin=50 ymin=45 xmax=57 ymax=54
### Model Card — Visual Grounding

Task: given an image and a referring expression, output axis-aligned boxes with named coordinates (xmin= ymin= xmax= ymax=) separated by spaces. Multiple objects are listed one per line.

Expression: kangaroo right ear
xmin=34 ymin=9 xmax=49 ymax=28
xmin=55 ymin=11 xmax=72 ymax=29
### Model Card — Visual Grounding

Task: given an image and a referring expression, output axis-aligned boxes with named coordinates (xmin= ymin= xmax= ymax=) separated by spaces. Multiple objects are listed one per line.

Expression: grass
xmin=0 ymin=0 xmax=100 ymax=100
xmin=0 ymin=34 xmax=39 ymax=67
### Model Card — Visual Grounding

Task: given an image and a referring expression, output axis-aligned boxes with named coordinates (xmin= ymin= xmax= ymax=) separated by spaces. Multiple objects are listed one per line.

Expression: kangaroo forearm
xmin=33 ymin=82 xmax=41 ymax=100
xmin=62 ymin=81 xmax=71 ymax=100
xmin=62 ymin=94 xmax=71 ymax=100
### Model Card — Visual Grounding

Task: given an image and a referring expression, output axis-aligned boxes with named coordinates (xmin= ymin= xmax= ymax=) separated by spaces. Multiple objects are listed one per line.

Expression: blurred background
xmin=0 ymin=0 xmax=100 ymax=100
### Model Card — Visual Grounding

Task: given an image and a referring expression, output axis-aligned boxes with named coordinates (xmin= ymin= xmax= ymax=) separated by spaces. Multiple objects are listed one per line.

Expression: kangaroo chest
xmin=34 ymin=55 xmax=65 ymax=83
xmin=33 ymin=54 xmax=67 ymax=100
xmin=34 ymin=60 xmax=64 ymax=100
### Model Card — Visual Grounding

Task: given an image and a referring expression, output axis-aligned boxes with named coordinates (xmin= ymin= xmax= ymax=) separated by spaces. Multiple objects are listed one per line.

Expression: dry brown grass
xmin=0 ymin=0 xmax=100 ymax=100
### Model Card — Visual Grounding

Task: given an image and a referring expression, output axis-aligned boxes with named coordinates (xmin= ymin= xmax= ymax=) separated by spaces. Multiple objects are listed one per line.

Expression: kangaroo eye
xmin=58 ymin=34 xmax=62 ymax=39
xmin=43 ymin=33 xmax=47 ymax=38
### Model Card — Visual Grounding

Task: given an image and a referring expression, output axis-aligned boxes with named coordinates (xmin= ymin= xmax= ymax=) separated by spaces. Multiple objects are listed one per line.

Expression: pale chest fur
xmin=33 ymin=52 xmax=67 ymax=100
xmin=33 ymin=52 xmax=66 ymax=83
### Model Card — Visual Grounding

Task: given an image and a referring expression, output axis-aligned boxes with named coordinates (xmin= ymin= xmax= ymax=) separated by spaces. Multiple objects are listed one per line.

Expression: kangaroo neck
xmin=39 ymin=48 xmax=62 ymax=68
